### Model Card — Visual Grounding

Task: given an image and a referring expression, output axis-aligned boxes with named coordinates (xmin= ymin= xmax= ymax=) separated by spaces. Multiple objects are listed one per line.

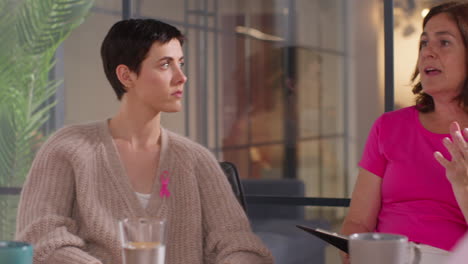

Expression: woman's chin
xmin=163 ymin=106 xmax=182 ymax=113
xmin=422 ymin=88 xmax=459 ymax=99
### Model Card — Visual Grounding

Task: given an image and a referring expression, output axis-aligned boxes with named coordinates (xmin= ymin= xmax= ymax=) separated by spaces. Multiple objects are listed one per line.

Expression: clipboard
xmin=296 ymin=225 xmax=349 ymax=253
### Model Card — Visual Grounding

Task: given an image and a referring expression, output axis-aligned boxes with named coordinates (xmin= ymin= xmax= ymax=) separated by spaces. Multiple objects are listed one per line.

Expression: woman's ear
xmin=115 ymin=64 xmax=135 ymax=90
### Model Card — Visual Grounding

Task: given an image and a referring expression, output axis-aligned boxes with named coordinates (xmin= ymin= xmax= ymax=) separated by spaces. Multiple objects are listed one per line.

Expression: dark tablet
xmin=296 ymin=225 xmax=349 ymax=253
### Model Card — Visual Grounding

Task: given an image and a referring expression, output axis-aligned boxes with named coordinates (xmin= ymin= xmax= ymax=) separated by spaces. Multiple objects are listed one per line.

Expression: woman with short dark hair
xmin=15 ymin=19 xmax=273 ymax=264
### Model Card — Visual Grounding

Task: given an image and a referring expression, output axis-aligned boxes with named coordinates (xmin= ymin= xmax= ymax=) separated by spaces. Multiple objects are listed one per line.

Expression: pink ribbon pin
xmin=159 ymin=170 xmax=170 ymax=198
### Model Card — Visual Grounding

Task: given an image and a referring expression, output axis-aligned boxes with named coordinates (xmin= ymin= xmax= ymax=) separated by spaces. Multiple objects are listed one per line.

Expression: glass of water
xmin=119 ymin=218 xmax=166 ymax=264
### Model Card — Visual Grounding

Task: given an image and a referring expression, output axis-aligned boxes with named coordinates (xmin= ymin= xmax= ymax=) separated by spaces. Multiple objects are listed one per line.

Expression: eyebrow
xmin=157 ymin=56 xmax=184 ymax=62
xmin=420 ymin=31 xmax=457 ymax=38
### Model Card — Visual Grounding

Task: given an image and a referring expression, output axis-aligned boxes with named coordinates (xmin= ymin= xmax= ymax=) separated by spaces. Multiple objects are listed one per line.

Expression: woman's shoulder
xmin=164 ymin=129 xmax=216 ymax=160
xmin=165 ymin=129 xmax=210 ymax=151
xmin=48 ymin=121 xmax=104 ymax=143
xmin=378 ymin=105 xmax=417 ymax=124
xmin=39 ymin=120 xmax=106 ymax=156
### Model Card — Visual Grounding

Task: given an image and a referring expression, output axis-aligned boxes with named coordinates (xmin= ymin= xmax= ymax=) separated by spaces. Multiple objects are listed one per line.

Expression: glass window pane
xmin=296 ymin=0 xmax=320 ymax=47
xmin=298 ymin=140 xmax=320 ymax=196
xmin=244 ymin=48 xmax=286 ymax=144
xmin=321 ymin=53 xmax=344 ymax=135
xmin=321 ymin=138 xmax=345 ymax=197
xmin=222 ymin=148 xmax=250 ymax=179
xmin=318 ymin=0 xmax=345 ymax=52
xmin=251 ymin=144 xmax=284 ymax=179
xmin=139 ymin=0 xmax=186 ymax=22
xmin=94 ymin=0 xmax=121 ymax=11
xmin=214 ymin=0 xmax=374 ymax=192
xmin=297 ymin=48 xmax=321 ymax=138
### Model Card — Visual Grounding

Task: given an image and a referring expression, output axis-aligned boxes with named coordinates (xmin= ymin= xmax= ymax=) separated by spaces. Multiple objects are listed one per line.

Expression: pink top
xmin=359 ymin=106 xmax=467 ymax=251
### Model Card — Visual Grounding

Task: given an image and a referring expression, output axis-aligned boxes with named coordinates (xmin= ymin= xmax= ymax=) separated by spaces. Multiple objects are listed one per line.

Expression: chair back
xmin=219 ymin=161 xmax=247 ymax=211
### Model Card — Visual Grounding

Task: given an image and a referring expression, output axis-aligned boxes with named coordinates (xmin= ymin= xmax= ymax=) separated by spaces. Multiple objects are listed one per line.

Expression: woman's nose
xmin=173 ymin=66 xmax=187 ymax=85
xmin=421 ymin=44 xmax=437 ymax=59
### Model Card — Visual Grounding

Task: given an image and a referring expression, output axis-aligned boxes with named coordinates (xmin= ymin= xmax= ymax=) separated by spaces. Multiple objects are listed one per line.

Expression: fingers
xmin=443 ymin=137 xmax=465 ymax=162
xmin=438 ymin=123 xmax=468 ymax=186
xmin=450 ymin=121 xmax=467 ymax=147
xmin=437 ymin=122 xmax=468 ymax=167
xmin=434 ymin=151 xmax=450 ymax=168
xmin=456 ymin=130 xmax=468 ymax=149
xmin=450 ymin=121 xmax=461 ymax=134
xmin=445 ymin=122 xmax=468 ymax=161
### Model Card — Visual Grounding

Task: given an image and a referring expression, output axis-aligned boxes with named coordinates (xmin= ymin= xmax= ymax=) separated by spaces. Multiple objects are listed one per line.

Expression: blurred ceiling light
xmin=235 ymin=26 xmax=284 ymax=42
xmin=421 ymin=8 xmax=429 ymax=18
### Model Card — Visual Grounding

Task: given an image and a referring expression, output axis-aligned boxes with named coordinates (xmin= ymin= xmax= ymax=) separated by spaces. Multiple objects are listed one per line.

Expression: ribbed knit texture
xmin=15 ymin=121 xmax=274 ymax=264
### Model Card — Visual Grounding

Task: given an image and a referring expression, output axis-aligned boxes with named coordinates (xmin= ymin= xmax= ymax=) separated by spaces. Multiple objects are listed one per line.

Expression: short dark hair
xmin=101 ymin=19 xmax=184 ymax=100
xmin=411 ymin=1 xmax=468 ymax=112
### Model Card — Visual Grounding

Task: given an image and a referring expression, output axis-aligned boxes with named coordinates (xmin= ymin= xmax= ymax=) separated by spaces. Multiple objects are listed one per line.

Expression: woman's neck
xmin=433 ymin=101 xmax=467 ymax=120
xmin=420 ymin=102 xmax=468 ymax=133
xmin=109 ymin=101 xmax=162 ymax=150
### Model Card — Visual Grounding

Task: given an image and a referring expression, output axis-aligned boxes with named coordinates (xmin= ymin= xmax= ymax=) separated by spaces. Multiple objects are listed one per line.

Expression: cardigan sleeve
xmin=194 ymin=148 xmax=274 ymax=264
xmin=15 ymin=133 xmax=102 ymax=264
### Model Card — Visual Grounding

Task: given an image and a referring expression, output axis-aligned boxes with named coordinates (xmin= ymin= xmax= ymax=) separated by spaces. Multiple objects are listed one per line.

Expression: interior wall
xmin=63 ymin=11 xmax=120 ymax=126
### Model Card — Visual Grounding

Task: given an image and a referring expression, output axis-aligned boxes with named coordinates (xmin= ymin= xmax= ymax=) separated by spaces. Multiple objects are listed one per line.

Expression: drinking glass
xmin=119 ymin=218 xmax=166 ymax=264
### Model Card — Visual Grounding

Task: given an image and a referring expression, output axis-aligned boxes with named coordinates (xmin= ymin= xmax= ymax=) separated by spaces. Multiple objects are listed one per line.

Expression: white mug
xmin=349 ymin=233 xmax=409 ymax=264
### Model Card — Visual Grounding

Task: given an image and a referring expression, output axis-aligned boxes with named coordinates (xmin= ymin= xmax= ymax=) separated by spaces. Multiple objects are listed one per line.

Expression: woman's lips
xmin=171 ymin=91 xmax=183 ymax=98
xmin=423 ymin=66 xmax=442 ymax=76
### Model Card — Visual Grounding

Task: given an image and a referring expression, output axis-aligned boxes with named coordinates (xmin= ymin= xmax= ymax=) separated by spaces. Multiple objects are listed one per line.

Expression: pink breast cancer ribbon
xmin=159 ymin=170 xmax=171 ymax=198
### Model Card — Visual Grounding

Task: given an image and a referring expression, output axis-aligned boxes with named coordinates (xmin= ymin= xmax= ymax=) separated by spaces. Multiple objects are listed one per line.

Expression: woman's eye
xmin=420 ymin=40 xmax=428 ymax=48
xmin=441 ymin=40 xmax=450 ymax=46
xmin=161 ymin=63 xmax=170 ymax=69
xmin=179 ymin=62 xmax=185 ymax=68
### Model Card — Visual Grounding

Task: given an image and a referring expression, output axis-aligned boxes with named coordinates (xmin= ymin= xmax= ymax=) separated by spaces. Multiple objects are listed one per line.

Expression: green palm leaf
xmin=0 ymin=105 xmax=16 ymax=186
xmin=0 ymin=0 xmax=95 ymax=239
xmin=16 ymin=0 xmax=94 ymax=54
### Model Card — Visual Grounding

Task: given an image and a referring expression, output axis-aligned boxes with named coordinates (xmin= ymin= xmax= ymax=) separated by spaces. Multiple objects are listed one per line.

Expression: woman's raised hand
xmin=434 ymin=121 xmax=468 ymax=189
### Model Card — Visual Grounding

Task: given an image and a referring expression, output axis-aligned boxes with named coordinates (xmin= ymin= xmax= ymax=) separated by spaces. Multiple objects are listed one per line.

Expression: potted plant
xmin=0 ymin=0 xmax=94 ymax=239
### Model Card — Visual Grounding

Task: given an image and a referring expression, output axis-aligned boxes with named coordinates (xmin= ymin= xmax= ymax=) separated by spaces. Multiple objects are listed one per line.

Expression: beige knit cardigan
xmin=15 ymin=121 xmax=273 ymax=264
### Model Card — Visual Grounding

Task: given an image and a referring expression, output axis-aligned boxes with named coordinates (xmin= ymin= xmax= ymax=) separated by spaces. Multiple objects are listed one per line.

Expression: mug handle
xmin=408 ymin=242 xmax=421 ymax=264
